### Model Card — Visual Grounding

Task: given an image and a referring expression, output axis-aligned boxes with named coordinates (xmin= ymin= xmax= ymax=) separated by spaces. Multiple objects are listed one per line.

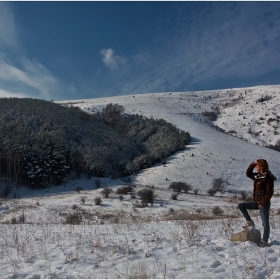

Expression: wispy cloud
xmin=180 ymin=2 xmax=280 ymax=84
xmin=0 ymin=2 xmax=63 ymax=100
xmin=119 ymin=2 xmax=280 ymax=94
xmin=0 ymin=56 xmax=61 ymax=100
xmin=1 ymin=2 xmax=279 ymax=100
xmin=0 ymin=2 xmax=18 ymax=48
xmin=0 ymin=88 xmax=26 ymax=98
xmin=99 ymin=48 xmax=127 ymax=70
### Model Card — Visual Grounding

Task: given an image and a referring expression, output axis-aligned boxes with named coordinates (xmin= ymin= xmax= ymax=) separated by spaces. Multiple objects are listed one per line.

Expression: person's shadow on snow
xmin=270 ymin=240 xmax=280 ymax=246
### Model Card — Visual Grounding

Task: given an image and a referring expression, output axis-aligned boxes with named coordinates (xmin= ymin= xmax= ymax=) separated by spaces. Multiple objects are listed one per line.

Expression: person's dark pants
xmin=238 ymin=201 xmax=270 ymax=242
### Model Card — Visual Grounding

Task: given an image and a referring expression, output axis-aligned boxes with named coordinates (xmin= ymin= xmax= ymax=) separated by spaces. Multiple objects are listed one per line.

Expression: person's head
xmin=256 ymin=159 xmax=269 ymax=173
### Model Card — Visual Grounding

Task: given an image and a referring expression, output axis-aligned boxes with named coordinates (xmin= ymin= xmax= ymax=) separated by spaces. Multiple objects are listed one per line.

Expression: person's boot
xmin=242 ymin=220 xmax=255 ymax=229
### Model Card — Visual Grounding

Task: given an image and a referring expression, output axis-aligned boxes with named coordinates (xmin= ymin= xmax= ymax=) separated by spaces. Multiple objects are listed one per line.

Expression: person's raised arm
xmin=246 ymin=162 xmax=257 ymax=180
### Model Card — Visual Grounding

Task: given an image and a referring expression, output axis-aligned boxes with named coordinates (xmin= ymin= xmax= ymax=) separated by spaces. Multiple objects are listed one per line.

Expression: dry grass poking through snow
xmin=1 ymin=213 xmax=280 ymax=278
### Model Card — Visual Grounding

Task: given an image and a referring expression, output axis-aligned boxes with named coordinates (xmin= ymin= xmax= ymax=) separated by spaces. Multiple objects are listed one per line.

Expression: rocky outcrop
xmin=230 ymin=228 xmax=261 ymax=244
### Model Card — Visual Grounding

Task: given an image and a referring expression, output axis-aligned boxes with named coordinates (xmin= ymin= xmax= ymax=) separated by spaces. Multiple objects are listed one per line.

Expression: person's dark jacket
xmin=246 ymin=162 xmax=277 ymax=206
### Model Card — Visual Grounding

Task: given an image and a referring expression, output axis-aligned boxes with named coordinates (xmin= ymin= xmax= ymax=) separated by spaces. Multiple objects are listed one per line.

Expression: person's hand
xmin=258 ymin=203 xmax=263 ymax=209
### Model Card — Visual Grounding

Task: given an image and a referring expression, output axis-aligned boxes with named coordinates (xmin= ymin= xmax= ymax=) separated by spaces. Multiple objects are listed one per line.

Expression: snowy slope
xmin=0 ymin=85 xmax=280 ymax=278
xmin=58 ymin=85 xmax=280 ymax=191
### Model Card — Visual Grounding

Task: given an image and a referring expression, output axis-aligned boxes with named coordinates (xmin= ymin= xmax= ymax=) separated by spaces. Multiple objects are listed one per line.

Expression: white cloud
xmin=99 ymin=48 xmax=127 ymax=70
xmin=0 ymin=58 xmax=59 ymax=100
xmin=0 ymin=2 xmax=18 ymax=48
xmin=0 ymin=2 xmax=63 ymax=100
xmin=0 ymin=88 xmax=27 ymax=98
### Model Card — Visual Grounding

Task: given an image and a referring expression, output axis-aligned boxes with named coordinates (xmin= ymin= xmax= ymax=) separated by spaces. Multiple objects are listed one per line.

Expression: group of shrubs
xmin=168 ymin=182 xmax=192 ymax=193
xmin=256 ymin=95 xmax=274 ymax=103
xmin=93 ymin=185 xmax=156 ymax=207
xmin=73 ymin=183 xmax=157 ymax=207
xmin=92 ymin=177 xmax=229 ymax=207
xmin=202 ymin=109 xmax=219 ymax=121
xmin=9 ymin=175 xmax=253 ymax=225
xmin=66 ymin=176 xmax=256 ymax=225
xmin=91 ymin=185 xmax=136 ymax=206
xmin=168 ymin=182 xmax=196 ymax=200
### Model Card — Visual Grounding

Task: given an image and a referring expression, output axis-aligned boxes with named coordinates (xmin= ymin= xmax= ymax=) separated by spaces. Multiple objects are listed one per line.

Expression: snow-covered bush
xmin=64 ymin=212 xmax=82 ymax=225
xmin=211 ymin=177 xmax=227 ymax=193
xmin=72 ymin=204 xmax=78 ymax=210
xmin=212 ymin=206 xmax=224 ymax=216
xmin=168 ymin=182 xmax=192 ymax=193
xmin=202 ymin=110 xmax=218 ymax=121
xmin=207 ymin=188 xmax=216 ymax=196
xmin=207 ymin=178 xmax=227 ymax=196
xmin=169 ymin=182 xmax=182 ymax=192
xmin=94 ymin=197 xmax=102 ymax=205
xmin=257 ymin=95 xmax=273 ymax=103
xmin=115 ymin=186 xmax=134 ymax=195
xmin=170 ymin=193 xmax=179 ymax=200
xmin=80 ymin=197 xmax=86 ymax=205
xmin=137 ymin=187 xmax=156 ymax=206
xmin=100 ymin=188 xmax=113 ymax=198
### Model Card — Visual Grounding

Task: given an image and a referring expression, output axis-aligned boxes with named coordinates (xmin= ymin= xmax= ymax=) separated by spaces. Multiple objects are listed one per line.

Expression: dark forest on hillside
xmin=0 ymin=98 xmax=190 ymax=189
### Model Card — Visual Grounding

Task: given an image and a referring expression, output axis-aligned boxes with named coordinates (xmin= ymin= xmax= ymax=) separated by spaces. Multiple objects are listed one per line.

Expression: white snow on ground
xmin=0 ymin=84 xmax=280 ymax=278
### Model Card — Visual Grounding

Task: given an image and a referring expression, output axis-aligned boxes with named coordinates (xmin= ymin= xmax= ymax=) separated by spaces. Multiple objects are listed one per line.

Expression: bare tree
xmin=211 ymin=177 xmax=228 ymax=194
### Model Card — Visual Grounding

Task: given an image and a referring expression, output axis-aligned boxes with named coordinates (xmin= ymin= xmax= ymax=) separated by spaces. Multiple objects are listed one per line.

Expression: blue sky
xmin=0 ymin=1 xmax=280 ymax=101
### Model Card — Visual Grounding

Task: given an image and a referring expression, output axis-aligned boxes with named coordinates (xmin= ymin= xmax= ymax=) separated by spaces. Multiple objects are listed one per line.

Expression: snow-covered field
xmin=1 ymin=85 xmax=280 ymax=278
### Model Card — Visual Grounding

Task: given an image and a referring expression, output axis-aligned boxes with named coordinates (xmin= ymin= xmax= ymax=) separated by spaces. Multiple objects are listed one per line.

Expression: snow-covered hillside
xmin=0 ymin=85 xmax=280 ymax=278
xmin=58 ymin=84 xmax=280 ymax=190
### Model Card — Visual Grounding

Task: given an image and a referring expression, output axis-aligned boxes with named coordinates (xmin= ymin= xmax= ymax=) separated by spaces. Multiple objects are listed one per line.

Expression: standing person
xmin=238 ymin=159 xmax=276 ymax=247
